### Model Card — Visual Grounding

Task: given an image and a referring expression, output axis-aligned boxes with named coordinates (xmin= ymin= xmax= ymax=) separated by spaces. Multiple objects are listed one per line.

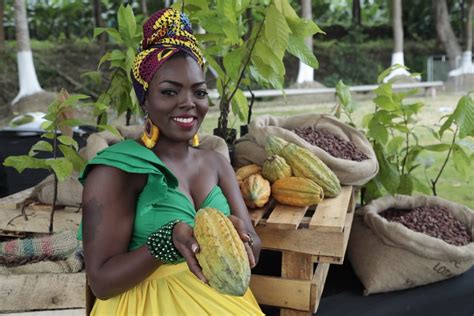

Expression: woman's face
xmin=144 ymin=55 xmax=208 ymax=144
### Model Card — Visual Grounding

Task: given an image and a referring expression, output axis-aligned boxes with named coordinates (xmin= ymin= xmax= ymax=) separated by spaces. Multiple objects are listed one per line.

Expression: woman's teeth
xmin=173 ymin=117 xmax=194 ymax=123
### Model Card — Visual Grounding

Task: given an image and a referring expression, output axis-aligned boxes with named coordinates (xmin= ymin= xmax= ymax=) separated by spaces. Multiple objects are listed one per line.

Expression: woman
xmin=79 ymin=8 xmax=263 ymax=315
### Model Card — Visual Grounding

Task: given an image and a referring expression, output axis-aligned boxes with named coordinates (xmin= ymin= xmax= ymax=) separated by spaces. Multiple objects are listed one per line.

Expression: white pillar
xmin=296 ymin=61 xmax=314 ymax=84
xmin=383 ymin=52 xmax=417 ymax=83
xmin=12 ymin=51 xmax=43 ymax=104
xmin=449 ymin=51 xmax=474 ymax=76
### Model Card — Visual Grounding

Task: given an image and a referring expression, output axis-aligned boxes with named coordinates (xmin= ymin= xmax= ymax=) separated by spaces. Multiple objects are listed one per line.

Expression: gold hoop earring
xmin=192 ymin=134 xmax=200 ymax=147
xmin=141 ymin=116 xmax=159 ymax=149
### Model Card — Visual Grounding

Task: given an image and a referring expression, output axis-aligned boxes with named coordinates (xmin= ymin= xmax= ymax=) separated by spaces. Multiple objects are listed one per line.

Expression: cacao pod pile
xmin=194 ymin=207 xmax=251 ymax=296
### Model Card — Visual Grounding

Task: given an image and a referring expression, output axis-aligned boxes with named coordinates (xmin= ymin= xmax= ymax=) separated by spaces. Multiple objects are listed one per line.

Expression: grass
xmin=201 ymin=91 xmax=473 ymax=209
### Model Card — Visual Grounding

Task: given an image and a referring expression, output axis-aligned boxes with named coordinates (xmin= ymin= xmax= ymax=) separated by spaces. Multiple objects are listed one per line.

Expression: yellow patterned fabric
xmin=90 ymin=262 xmax=264 ymax=316
xmin=131 ymin=8 xmax=204 ymax=105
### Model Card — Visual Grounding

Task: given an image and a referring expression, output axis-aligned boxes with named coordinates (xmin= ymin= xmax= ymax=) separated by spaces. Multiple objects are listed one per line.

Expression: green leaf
xmin=251 ymin=56 xmax=283 ymax=89
xmin=363 ymin=176 xmax=385 ymax=203
xmin=3 ymin=156 xmax=50 ymax=173
xmin=58 ymin=135 xmax=78 ymax=150
xmin=401 ymin=102 xmax=424 ymax=116
xmin=58 ymin=145 xmax=87 ymax=173
xmin=273 ymin=0 xmax=298 ymax=18
xmin=98 ymin=125 xmax=123 ymax=139
xmin=94 ymin=27 xmax=122 ymax=43
xmin=377 ymin=64 xmax=408 ymax=83
xmin=117 ymin=4 xmax=136 ymax=44
xmin=45 ymin=158 xmax=73 ymax=181
xmin=217 ymin=0 xmax=236 ymax=22
xmin=81 ymin=71 xmax=102 ymax=86
xmin=223 ymin=48 xmax=244 ymax=82
xmin=9 ymin=114 xmax=36 ymax=127
xmin=336 ymin=80 xmax=351 ymax=107
xmin=287 ymin=36 xmax=319 ymax=69
xmin=452 ymin=144 xmax=471 ymax=180
xmin=452 ymin=95 xmax=474 ymax=138
xmin=264 ymin=5 xmax=290 ymax=59
xmin=286 ymin=17 xmax=323 ymax=38
xmin=386 ymin=136 xmax=405 ymax=156
xmin=374 ymin=143 xmax=400 ymax=194
xmin=231 ymin=88 xmax=248 ymax=122
xmin=28 ymin=141 xmax=53 ymax=156
xmin=397 ymin=174 xmax=413 ymax=195
xmin=412 ymin=176 xmax=432 ymax=195
xmin=424 ymin=144 xmax=451 ymax=152
xmin=368 ymin=120 xmax=388 ymax=144
xmin=361 ymin=113 xmax=373 ymax=128
xmin=253 ymin=41 xmax=285 ymax=77
xmin=373 ymin=95 xmax=398 ymax=111
xmin=404 ymin=145 xmax=423 ymax=171
xmin=373 ymin=83 xmax=392 ymax=97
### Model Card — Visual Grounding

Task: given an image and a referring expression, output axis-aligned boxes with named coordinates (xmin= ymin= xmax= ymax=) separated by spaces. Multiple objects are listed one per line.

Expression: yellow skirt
xmin=91 ymin=262 xmax=265 ymax=316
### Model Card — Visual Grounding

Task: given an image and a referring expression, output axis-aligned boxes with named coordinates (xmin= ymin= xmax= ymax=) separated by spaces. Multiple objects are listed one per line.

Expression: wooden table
xmin=249 ymin=186 xmax=356 ymax=315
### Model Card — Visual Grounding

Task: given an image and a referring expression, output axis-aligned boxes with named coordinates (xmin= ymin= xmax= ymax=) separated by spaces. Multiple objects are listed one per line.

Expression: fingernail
xmin=191 ymin=244 xmax=198 ymax=253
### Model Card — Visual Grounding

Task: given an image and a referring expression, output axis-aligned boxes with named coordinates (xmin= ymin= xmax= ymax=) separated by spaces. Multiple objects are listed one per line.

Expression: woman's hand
xmin=172 ymin=222 xmax=207 ymax=283
xmin=228 ymin=215 xmax=260 ymax=268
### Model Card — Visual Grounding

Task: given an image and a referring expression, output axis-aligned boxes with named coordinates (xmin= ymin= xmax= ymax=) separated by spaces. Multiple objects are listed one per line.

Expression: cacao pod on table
xmin=194 ymin=207 xmax=251 ymax=296
xmin=240 ymin=174 xmax=271 ymax=208
xmin=271 ymin=177 xmax=324 ymax=207
xmin=262 ymin=155 xmax=292 ymax=183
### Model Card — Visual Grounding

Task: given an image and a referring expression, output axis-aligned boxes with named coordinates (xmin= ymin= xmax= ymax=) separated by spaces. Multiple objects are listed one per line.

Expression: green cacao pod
xmin=271 ymin=177 xmax=324 ymax=207
xmin=262 ymin=155 xmax=292 ymax=183
xmin=265 ymin=135 xmax=288 ymax=157
xmin=194 ymin=207 xmax=251 ymax=296
xmin=280 ymin=143 xmax=341 ymax=197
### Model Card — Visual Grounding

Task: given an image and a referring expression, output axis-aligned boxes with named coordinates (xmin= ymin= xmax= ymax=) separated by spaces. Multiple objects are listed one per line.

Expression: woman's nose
xmin=178 ymin=91 xmax=196 ymax=109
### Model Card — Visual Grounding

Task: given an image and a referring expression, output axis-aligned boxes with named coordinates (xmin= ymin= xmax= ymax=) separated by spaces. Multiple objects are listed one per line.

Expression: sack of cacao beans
xmin=235 ymin=114 xmax=378 ymax=185
xmin=348 ymin=194 xmax=474 ymax=295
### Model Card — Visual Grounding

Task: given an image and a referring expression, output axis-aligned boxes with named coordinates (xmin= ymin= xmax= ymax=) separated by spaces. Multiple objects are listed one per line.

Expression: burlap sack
xmin=348 ymin=194 xmax=474 ymax=295
xmin=0 ymin=248 xmax=83 ymax=274
xmin=235 ymin=114 xmax=378 ymax=185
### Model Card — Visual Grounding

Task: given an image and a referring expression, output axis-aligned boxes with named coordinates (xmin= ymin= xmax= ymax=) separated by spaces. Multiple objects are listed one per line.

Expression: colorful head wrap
xmin=131 ymin=8 xmax=204 ymax=106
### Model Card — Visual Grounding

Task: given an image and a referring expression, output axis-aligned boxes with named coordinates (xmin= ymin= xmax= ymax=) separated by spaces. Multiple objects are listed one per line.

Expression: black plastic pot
xmin=240 ymin=125 xmax=248 ymax=137
xmin=213 ymin=127 xmax=237 ymax=164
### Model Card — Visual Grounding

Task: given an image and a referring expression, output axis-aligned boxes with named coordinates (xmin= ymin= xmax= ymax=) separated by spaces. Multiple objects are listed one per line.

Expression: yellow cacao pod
xmin=240 ymin=174 xmax=271 ymax=208
xmin=262 ymin=155 xmax=292 ymax=183
xmin=235 ymin=164 xmax=262 ymax=182
xmin=271 ymin=177 xmax=324 ymax=207
xmin=280 ymin=143 xmax=341 ymax=197
xmin=265 ymin=135 xmax=288 ymax=157
xmin=194 ymin=207 xmax=251 ymax=296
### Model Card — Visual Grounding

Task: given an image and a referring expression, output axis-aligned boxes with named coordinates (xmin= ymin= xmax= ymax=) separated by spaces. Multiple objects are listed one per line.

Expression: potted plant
xmin=183 ymin=0 xmax=322 ymax=153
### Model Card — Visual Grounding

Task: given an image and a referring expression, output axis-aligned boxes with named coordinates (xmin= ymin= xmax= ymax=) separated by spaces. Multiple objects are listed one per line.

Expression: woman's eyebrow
xmin=159 ymin=80 xmax=207 ymax=87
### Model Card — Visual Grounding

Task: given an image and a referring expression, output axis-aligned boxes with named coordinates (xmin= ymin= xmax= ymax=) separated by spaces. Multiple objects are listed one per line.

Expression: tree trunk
xmin=0 ymin=0 xmax=5 ymax=53
xmin=433 ymin=0 xmax=462 ymax=69
xmin=451 ymin=0 xmax=474 ymax=74
xmin=352 ymin=0 xmax=362 ymax=26
xmin=12 ymin=0 xmax=43 ymax=105
xmin=296 ymin=0 xmax=314 ymax=84
xmin=141 ymin=0 xmax=148 ymax=17
xmin=385 ymin=0 xmax=411 ymax=82
xmin=465 ymin=0 xmax=473 ymax=52
xmin=92 ymin=0 xmax=106 ymax=47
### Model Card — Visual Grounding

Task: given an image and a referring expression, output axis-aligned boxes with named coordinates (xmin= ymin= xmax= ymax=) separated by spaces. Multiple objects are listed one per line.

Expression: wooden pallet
xmin=249 ymin=186 xmax=355 ymax=315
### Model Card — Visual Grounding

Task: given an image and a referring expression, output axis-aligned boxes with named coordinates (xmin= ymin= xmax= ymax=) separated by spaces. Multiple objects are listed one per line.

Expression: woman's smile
xmin=171 ymin=115 xmax=197 ymax=129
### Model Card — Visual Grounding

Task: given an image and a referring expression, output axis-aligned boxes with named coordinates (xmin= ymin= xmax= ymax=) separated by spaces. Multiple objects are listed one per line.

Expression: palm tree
xmin=296 ymin=0 xmax=314 ymax=84
xmin=384 ymin=0 xmax=412 ymax=82
xmin=12 ymin=0 xmax=43 ymax=105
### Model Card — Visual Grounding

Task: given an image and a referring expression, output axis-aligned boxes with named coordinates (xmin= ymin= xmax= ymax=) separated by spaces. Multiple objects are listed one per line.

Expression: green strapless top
xmin=77 ymin=139 xmax=231 ymax=250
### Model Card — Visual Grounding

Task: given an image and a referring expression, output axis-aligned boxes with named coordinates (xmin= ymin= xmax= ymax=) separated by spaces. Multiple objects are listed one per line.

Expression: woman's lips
xmin=171 ymin=116 xmax=197 ymax=129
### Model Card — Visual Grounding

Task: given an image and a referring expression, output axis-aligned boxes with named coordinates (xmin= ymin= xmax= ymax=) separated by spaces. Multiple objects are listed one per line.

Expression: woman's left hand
xmin=228 ymin=215 xmax=260 ymax=268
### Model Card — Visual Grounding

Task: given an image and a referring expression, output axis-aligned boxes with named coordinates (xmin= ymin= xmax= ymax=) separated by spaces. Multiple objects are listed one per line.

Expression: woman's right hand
xmin=172 ymin=222 xmax=208 ymax=283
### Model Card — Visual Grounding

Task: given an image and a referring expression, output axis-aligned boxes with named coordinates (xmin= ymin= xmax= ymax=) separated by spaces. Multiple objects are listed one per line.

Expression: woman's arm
xmin=82 ymin=165 xmax=160 ymax=300
xmin=214 ymin=153 xmax=261 ymax=265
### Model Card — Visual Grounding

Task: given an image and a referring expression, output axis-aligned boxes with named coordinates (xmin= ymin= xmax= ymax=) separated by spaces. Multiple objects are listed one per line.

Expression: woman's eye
xmin=195 ymin=90 xmax=209 ymax=98
xmin=161 ymin=89 xmax=177 ymax=96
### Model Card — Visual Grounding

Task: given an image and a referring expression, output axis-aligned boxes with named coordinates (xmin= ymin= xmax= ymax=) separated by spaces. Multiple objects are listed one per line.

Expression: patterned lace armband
xmin=146 ymin=219 xmax=184 ymax=264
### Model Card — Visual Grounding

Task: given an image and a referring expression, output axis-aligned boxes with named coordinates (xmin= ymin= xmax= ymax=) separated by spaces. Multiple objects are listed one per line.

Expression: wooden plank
xmin=309 ymin=186 xmax=353 ymax=232
xmin=282 ymin=251 xmax=313 ymax=280
xmin=256 ymin=224 xmax=345 ymax=259
xmin=0 ymin=188 xmax=34 ymax=209
xmin=266 ymin=204 xmax=308 ymax=230
xmin=311 ymin=205 xmax=355 ymax=264
xmin=280 ymin=309 xmax=311 ymax=316
xmin=0 ymin=204 xmax=81 ymax=234
xmin=0 ymin=272 xmax=85 ymax=312
xmin=249 ymin=275 xmax=311 ymax=311
xmin=310 ymin=263 xmax=330 ymax=313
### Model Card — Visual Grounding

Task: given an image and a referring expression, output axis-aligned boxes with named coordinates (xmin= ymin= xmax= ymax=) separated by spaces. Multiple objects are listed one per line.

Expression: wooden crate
xmin=249 ymin=186 xmax=355 ymax=315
